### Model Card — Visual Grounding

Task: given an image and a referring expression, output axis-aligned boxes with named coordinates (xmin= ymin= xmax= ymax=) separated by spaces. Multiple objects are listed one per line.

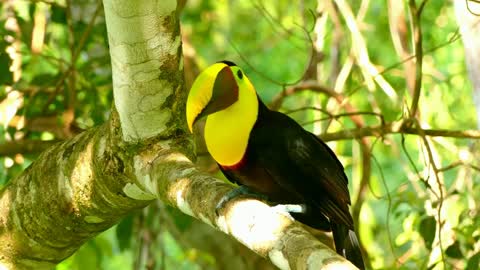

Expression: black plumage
xmin=218 ymin=99 xmax=365 ymax=269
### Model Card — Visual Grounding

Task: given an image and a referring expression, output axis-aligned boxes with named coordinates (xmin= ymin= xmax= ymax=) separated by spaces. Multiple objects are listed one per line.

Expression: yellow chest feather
xmin=204 ymin=87 xmax=258 ymax=166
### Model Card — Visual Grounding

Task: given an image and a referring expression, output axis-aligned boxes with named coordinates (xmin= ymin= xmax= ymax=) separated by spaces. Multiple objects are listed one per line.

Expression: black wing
xmin=250 ymin=111 xmax=354 ymax=228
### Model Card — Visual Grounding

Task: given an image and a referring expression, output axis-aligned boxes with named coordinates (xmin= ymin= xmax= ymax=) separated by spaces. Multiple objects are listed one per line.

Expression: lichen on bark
xmin=0 ymin=123 xmax=151 ymax=269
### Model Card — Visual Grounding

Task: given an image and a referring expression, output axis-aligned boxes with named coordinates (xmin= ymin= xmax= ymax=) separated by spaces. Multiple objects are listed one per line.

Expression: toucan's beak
xmin=187 ymin=65 xmax=239 ymax=132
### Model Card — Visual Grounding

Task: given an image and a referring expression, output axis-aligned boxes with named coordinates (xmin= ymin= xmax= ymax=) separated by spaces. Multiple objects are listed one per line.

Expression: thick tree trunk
xmin=0 ymin=1 xmax=357 ymax=269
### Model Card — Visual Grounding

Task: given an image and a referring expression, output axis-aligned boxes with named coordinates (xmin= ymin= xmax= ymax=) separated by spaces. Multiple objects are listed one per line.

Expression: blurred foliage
xmin=1 ymin=0 xmax=479 ymax=269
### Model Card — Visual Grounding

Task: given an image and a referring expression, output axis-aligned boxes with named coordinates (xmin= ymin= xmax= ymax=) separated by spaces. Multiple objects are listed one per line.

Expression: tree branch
xmin=0 ymin=139 xmax=60 ymax=156
xmin=319 ymin=120 xmax=480 ymax=142
xmin=139 ymin=148 xmax=358 ymax=270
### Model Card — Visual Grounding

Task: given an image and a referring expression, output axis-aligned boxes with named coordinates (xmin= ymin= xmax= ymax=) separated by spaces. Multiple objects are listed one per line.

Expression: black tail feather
xmin=345 ymin=229 xmax=365 ymax=269
xmin=331 ymin=223 xmax=365 ymax=270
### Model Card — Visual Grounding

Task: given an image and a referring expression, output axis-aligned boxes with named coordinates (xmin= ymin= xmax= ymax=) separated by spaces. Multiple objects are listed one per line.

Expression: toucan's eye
xmin=237 ymin=70 xmax=243 ymax=79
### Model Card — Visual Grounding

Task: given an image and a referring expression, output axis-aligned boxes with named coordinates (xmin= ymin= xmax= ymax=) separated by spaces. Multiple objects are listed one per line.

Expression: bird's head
xmin=186 ymin=61 xmax=254 ymax=132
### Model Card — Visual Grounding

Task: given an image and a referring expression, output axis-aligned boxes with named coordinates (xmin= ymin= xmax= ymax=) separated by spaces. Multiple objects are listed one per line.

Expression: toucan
xmin=186 ymin=61 xmax=365 ymax=269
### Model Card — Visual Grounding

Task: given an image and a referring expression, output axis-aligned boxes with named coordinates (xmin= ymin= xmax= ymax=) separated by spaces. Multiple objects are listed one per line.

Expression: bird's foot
xmin=215 ymin=186 xmax=268 ymax=215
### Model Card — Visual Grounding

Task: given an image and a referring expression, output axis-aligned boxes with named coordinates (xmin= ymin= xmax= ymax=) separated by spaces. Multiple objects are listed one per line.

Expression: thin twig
xmin=41 ymin=0 xmax=103 ymax=113
xmin=437 ymin=161 xmax=463 ymax=172
xmin=269 ymin=82 xmax=366 ymax=127
xmin=414 ymin=119 xmax=446 ymax=268
xmin=371 ymin=153 xmax=398 ymax=264
xmin=400 ymin=133 xmax=430 ymax=196
xmin=301 ymin=111 xmax=385 ymax=127
xmin=269 ymin=81 xmax=339 ymax=110
xmin=66 ymin=0 xmax=77 ymax=112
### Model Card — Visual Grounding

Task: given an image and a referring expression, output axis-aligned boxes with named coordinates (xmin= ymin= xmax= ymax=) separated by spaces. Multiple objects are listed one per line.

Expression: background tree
xmin=0 ymin=0 xmax=479 ymax=269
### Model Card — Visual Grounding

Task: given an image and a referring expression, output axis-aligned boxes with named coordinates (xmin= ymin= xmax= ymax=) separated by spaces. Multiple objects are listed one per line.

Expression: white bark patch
xmin=70 ymin=141 xmax=95 ymax=207
xmin=176 ymin=187 xmax=193 ymax=216
xmin=57 ymin=170 xmax=73 ymax=204
xmin=123 ymin=183 xmax=157 ymax=200
xmin=84 ymin=216 xmax=105 ymax=223
xmin=96 ymin=136 xmax=106 ymax=157
xmin=307 ymin=250 xmax=356 ymax=270
xmin=268 ymin=249 xmax=291 ymax=270
xmin=165 ymin=157 xmax=196 ymax=177
xmin=222 ymin=200 xmax=293 ymax=250
xmin=133 ymin=155 xmax=158 ymax=196
xmin=164 ymin=163 xmax=197 ymax=218
xmin=163 ymin=152 xmax=191 ymax=163
xmin=0 ymin=187 xmax=12 ymax=228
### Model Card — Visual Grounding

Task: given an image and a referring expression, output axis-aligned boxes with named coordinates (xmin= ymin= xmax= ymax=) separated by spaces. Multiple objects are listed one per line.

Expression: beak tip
xmin=187 ymin=118 xmax=196 ymax=133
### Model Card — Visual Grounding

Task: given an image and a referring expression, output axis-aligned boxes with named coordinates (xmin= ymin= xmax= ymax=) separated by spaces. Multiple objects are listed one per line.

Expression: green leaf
xmin=0 ymin=85 xmax=6 ymax=99
xmin=445 ymin=241 xmax=463 ymax=259
xmin=467 ymin=252 xmax=480 ymax=270
xmin=51 ymin=5 xmax=66 ymax=24
xmin=116 ymin=214 xmax=134 ymax=251
xmin=30 ymin=73 xmax=60 ymax=87
xmin=0 ymin=51 xmax=13 ymax=85
xmin=419 ymin=216 xmax=436 ymax=249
